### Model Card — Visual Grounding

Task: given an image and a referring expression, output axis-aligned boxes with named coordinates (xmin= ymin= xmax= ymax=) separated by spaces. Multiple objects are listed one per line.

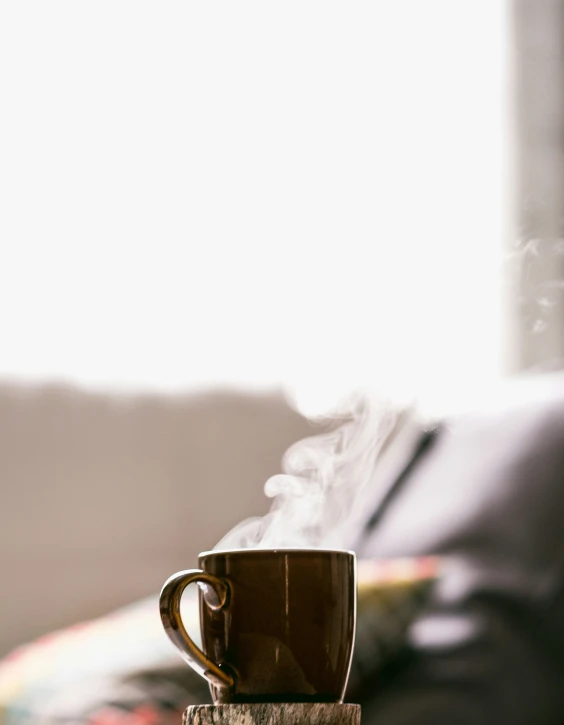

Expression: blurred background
xmin=0 ymin=0 xmax=562 ymax=658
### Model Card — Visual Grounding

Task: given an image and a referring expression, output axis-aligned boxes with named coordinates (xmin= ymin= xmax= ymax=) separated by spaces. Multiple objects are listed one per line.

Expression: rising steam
xmin=215 ymin=392 xmax=401 ymax=550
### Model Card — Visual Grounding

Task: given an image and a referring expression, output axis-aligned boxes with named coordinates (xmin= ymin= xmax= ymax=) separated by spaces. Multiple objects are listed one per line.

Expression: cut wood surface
xmin=183 ymin=703 xmax=361 ymax=725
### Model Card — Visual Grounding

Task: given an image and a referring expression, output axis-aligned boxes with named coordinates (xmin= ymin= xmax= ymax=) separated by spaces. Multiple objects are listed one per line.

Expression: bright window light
xmin=0 ymin=2 xmax=506 ymax=415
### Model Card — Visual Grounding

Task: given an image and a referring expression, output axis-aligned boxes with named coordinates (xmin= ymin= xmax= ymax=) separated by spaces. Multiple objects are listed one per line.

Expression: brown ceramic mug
xmin=159 ymin=548 xmax=356 ymax=704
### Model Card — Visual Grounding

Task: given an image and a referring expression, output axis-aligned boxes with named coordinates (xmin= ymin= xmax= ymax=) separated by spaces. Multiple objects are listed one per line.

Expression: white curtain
xmin=506 ymin=0 xmax=564 ymax=373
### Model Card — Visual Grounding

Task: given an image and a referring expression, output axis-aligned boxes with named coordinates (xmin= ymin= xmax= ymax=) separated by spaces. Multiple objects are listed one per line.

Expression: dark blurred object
xmin=354 ymin=371 xmax=564 ymax=725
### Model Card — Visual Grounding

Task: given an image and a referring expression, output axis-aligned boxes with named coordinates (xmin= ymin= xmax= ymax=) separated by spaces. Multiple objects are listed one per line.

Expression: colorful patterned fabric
xmin=0 ymin=592 xmax=209 ymax=725
xmin=350 ymin=556 xmax=438 ymax=690
xmin=0 ymin=558 xmax=437 ymax=725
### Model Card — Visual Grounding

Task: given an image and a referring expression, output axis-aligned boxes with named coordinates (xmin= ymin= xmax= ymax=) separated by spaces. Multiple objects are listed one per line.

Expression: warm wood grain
xmin=183 ymin=703 xmax=361 ymax=725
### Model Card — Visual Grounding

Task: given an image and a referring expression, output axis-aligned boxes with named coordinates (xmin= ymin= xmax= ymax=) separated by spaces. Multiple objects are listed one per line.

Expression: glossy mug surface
xmin=159 ymin=548 xmax=356 ymax=704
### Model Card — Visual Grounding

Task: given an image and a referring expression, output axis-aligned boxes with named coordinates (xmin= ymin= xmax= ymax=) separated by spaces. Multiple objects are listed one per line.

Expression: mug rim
xmin=199 ymin=547 xmax=356 ymax=557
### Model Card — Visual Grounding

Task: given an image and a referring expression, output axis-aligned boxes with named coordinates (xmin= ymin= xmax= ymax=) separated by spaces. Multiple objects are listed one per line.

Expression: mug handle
xmin=159 ymin=569 xmax=235 ymax=690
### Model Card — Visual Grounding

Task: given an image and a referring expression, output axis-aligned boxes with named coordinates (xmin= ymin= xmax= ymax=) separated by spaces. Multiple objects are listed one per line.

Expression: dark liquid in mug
xmin=199 ymin=549 xmax=356 ymax=704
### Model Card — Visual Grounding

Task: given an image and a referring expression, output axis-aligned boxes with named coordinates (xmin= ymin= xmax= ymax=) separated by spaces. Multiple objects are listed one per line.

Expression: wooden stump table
xmin=183 ymin=704 xmax=361 ymax=725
